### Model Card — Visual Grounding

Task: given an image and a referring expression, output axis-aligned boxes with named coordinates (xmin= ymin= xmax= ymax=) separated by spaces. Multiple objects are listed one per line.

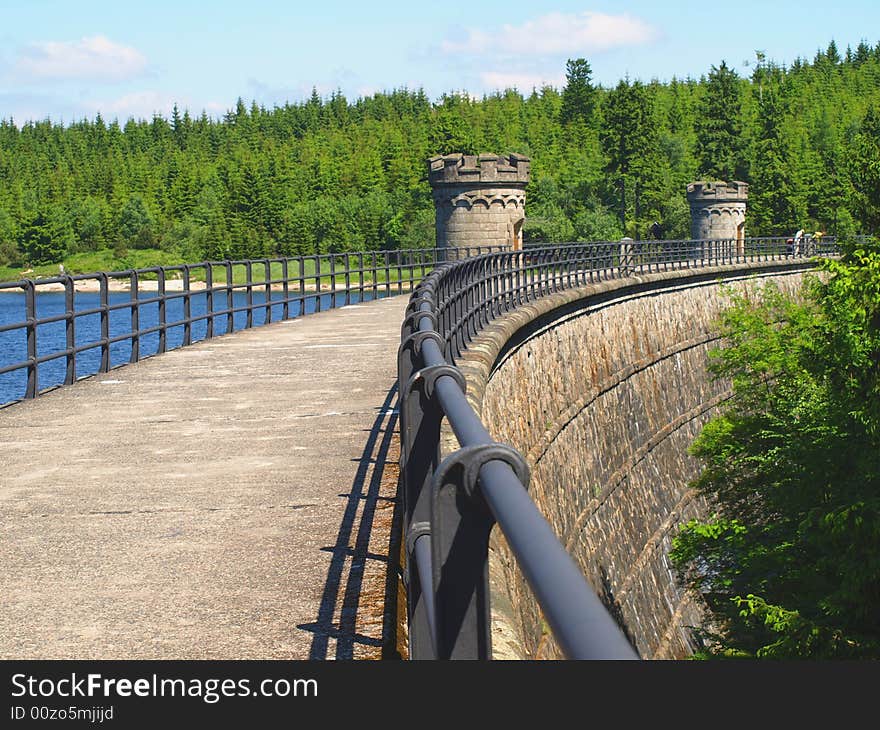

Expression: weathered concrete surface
xmin=0 ymin=294 xmax=407 ymax=660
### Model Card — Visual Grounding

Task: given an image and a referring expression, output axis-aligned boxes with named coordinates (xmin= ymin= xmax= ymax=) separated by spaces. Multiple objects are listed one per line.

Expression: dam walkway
xmin=0 ymin=294 xmax=407 ymax=660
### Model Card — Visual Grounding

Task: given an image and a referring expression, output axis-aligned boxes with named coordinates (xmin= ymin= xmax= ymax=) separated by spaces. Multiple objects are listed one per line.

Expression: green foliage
xmin=695 ymin=61 xmax=746 ymax=181
xmin=0 ymin=41 xmax=879 ymax=277
xmin=523 ymin=202 xmax=576 ymax=243
xmin=116 ymin=195 xmax=156 ymax=249
xmin=849 ymin=105 xmax=880 ymax=231
xmin=560 ymin=58 xmax=597 ymax=127
xmin=671 ymin=238 xmax=880 ymax=658
xmin=17 ymin=207 xmax=71 ymax=265
xmin=599 ymin=79 xmax=662 ymax=235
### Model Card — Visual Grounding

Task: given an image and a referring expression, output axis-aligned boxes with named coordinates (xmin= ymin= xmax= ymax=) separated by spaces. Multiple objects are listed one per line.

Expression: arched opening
xmin=512 ymin=217 xmax=524 ymax=251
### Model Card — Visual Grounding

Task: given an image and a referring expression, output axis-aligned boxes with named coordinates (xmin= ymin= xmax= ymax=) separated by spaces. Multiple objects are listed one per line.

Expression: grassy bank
xmin=0 ymin=248 xmax=434 ymax=288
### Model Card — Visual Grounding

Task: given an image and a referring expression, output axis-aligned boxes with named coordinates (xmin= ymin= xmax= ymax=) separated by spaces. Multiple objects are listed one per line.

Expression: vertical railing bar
xmin=281 ymin=258 xmax=290 ymax=320
xmin=182 ymin=265 xmax=192 ymax=346
xmin=129 ymin=271 xmax=139 ymax=363
xmin=344 ymin=253 xmax=351 ymax=306
xmin=99 ymin=273 xmax=110 ymax=372
xmin=314 ymin=255 xmax=322 ymax=313
xmin=225 ymin=261 xmax=234 ymax=335
xmin=245 ymin=261 xmax=254 ymax=328
xmin=330 ymin=253 xmax=337 ymax=309
xmin=65 ymin=275 xmax=77 ymax=382
xmin=24 ymin=280 xmax=37 ymax=398
xmin=205 ymin=264 xmax=214 ymax=339
xmin=264 ymin=259 xmax=272 ymax=324
xmin=158 ymin=268 xmax=167 ymax=354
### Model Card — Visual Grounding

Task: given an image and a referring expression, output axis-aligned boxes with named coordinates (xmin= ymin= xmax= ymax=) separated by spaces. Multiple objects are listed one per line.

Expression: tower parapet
xmin=686 ymin=180 xmax=748 ymax=241
xmin=428 ymin=153 xmax=530 ymax=251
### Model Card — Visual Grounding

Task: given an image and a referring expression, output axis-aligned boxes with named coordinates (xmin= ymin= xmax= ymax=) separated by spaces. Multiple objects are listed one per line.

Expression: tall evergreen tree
xmin=748 ymin=66 xmax=799 ymax=234
xmin=695 ymin=61 xmax=746 ymax=181
xmin=599 ymin=79 xmax=660 ymax=235
xmin=559 ymin=58 xmax=597 ymax=126
xmin=849 ymin=105 xmax=880 ymax=232
xmin=17 ymin=208 xmax=69 ymax=264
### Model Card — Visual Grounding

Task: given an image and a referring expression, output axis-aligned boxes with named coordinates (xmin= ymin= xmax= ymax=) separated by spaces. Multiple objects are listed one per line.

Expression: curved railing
xmin=397 ymin=236 xmax=842 ymax=660
xmin=0 ymin=246 xmax=505 ymax=406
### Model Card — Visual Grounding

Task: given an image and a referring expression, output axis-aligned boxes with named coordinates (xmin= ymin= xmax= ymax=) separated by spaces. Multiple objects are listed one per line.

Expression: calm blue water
xmin=0 ymin=286 xmax=384 ymax=406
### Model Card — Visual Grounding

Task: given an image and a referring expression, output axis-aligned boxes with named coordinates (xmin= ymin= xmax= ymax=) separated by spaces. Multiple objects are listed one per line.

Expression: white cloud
xmin=442 ymin=12 xmax=658 ymax=56
xmin=479 ymin=71 xmax=565 ymax=91
xmin=15 ymin=35 xmax=147 ymax=82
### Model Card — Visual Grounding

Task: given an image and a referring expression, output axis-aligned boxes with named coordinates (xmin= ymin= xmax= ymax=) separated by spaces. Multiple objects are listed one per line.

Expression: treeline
xmin=2 ymin=39 xmax=880 ymax=267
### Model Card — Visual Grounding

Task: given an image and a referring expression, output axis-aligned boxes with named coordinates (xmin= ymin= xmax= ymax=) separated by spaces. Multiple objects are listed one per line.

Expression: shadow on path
xmin=298 ymin=384 xmax=404 ymax=659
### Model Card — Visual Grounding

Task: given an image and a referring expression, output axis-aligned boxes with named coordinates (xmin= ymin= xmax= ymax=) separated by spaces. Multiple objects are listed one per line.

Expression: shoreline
xmin=0 ymin=278 xmax=401 ymax=294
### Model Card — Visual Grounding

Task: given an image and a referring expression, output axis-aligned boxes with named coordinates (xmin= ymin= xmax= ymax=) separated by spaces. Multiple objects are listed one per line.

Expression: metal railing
xmin=0 ymin=245 xmax=506 ymax=404
xmin=398 ymin=236 xmax=842 ymax=660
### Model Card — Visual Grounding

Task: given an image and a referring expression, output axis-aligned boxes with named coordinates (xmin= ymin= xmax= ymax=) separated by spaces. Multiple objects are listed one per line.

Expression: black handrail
xmin=398 ymin=236 xmax=845 ymax=660
xmin=0 ymin=245 xmax=507 ymax=405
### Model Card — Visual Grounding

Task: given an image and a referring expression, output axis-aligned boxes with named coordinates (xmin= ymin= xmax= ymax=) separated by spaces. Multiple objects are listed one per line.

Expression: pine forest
xmin=2 ymin=40 xmax=880 ymax=276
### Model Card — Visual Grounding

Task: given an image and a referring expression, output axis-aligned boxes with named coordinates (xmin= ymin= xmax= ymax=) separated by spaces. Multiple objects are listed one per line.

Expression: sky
xmin=0 ymin=0 xmax=877 ymax=126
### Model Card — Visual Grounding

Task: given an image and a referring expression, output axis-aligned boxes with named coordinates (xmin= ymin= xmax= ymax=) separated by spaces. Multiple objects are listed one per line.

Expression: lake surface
xmin=0 ymin=287 xmax=384 ymax=406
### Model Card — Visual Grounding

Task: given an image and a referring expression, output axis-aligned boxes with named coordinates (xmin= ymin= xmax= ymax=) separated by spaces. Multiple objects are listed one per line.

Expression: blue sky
xmin=0 ymin=0 xmax=876 ymax=125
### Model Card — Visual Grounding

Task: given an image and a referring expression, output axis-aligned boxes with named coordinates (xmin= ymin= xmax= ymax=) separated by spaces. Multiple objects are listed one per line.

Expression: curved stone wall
xmin=450 ymin=262 xmax=816 ymax=659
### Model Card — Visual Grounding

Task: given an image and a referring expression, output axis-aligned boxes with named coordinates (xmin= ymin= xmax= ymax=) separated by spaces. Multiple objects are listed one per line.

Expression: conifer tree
xmin=695 ymin=61 xmax=746 ymax=181
xmin=599 ymin=79 xmax=660 ymax=235
xmin=560 ymin=58 xmax=597 ymax=126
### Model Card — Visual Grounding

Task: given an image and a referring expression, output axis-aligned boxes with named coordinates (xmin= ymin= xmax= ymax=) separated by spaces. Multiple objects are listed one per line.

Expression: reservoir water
xmin=0 ymin=287 xmax=382 ymax=406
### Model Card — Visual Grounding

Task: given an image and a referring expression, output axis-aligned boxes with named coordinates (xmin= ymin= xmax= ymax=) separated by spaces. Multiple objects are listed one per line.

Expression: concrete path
xmin=0 ymin=294 xmax=407 ymax=660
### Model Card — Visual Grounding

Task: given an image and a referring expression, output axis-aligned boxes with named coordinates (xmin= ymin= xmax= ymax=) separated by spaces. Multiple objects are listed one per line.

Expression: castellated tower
xmin=428 ymin=153 xmax=530 ymax=252
xmin=686 ymin=180 xmax=749 ymax=255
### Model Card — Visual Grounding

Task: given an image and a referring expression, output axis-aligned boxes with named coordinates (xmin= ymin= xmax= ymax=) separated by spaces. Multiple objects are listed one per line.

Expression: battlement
xmin=428 ymin=152 xmax=530 ymax=186
xmin=686 ymin=180 xmax=749 ymax=202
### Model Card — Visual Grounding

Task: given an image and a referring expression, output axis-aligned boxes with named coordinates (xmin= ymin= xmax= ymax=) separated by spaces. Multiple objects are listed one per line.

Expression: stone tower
xmin=686 ymin=180 xmax=749 ymax=256
xmin=428 ymin=153 xmax=530 ymax=252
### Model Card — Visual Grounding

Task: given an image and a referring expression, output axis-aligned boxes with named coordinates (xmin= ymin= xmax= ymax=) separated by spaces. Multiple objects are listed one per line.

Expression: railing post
xmin=158 ymin=268 xmax=167 ymax=353
xmin=314 ymin=255 xmax=322 ymax=313
xmin=281 ymin=259 xmax=289 ymax=320
xmin=297 ymin=256 xmax=305 ymax=315
xmin=245 ymin=261 xmax=254 ymax=328
xmin=619 ymin=238 xmax=634 ymax=277
xmin=430 ymin=444 xmax=529 ymax=659
xmin=99 ymin=272 xmax=110 ymax=372
xmin=225 ymin=261 xmax=234 ymax=334
xmin=182 ymin=265 xmax=192 ymax=346
xmin=264 ymin=260 xmax=272 ymax=324
xmin=398 ymin=310 xmax=450 ymax=660
xmin=329 ymin=254 xmax=337 ymax=309
xmin=24 ymin=280 xmax=37 ymax=398
xmin=65 ymin=275 xmax=77 ymax=383
xmin=205 ymin=265 xmax=214 ymax=338
xmin=129 ymin=271 xmax=139 ymax=363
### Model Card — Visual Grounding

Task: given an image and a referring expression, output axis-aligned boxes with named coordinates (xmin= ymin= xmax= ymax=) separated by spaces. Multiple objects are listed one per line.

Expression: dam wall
xmin=448 ymin=262 xmax=816 ymax=659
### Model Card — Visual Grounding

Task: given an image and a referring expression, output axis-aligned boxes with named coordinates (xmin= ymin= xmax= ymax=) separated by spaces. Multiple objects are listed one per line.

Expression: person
xmin=793 ymin=228 xmax=805 ymax=256
xmin=650 ymin=221 xmax=662 ymax=240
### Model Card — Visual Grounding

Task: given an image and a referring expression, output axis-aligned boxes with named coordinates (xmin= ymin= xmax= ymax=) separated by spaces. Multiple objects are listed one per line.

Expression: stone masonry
xmin=449 ymin=263 xmax=815 ymax=659
xmin=686 ymin=180 xmax=749 ymax=257
xmin=428 ymin=153 xmax=530 ymax=251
